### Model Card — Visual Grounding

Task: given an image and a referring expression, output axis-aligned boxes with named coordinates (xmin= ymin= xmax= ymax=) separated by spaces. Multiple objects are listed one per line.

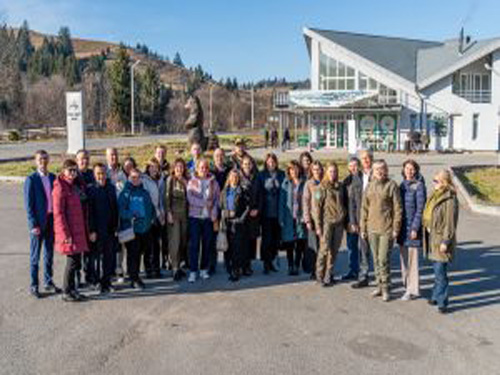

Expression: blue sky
xmin=1 ymin=0 xmax=500 ymax=82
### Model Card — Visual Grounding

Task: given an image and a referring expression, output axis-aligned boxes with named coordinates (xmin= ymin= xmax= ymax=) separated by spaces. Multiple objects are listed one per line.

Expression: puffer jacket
xmin=186 ymin=174 xmax=220 ymax=221
xmin=118 ymin=181 xmax=156 ymax=234
xmin=398 ymin=175 xmax=426 ymax=248
xmin=278 ymin=178 xmax=307 ymax=242
xmin=313 ymin=180 xmax=347 ymax=230
xmin=423 ymin=188 xmax=459 ymax=262
xmin=52 ymin=175 xmax=90 ymax=255
xmin=360 ymin=178 xmax=402 ymax=236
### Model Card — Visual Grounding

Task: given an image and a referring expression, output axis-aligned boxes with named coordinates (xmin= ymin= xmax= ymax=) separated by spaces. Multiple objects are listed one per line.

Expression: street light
xmin=130 ymin=60 xmax=141 ymax=135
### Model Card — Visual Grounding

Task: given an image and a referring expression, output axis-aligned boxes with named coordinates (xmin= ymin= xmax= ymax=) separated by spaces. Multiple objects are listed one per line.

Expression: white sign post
xmin=66 ymin=91 xmax=85 ymax=154
xmin=347 ymin=119 xmax=357 ymax=155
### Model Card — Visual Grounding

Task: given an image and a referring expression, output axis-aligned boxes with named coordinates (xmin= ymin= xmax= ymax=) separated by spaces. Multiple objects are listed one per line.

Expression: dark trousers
xmin=29 ymin=216 xmax=54 ymax=289
xmin=145 ymin=222 xmax=161 ymax=275
xmin=303 ymin=229 xmax=318 ymax=274
xmin=358 ymin=236 xmax=372 ymax=282
xmin=210 ymin=230 xmax=219 ymax=273
xmin=188 ymin=218 xmax=213 ymax=272
xmin=432 ymin=262 xmax=449 ymax=308
xmin=346 ymin=232 xmax=360 ymax=277
xmin=160 ymin=224 xmax=168 ymax=269
xmin=92 ymin=236 xmax=115 ymax=287
xmin=285 ymin=239 xmax=306 ymax=269
xmin=226 ymin=221 xmax=248 ymax=274
xmin=261 ymin=217 xmax=280 ymax=264
xmin=63 ymin=253 xmax=82 ymax=294
xmin=125 ymin=231 xmax=151 ymax=281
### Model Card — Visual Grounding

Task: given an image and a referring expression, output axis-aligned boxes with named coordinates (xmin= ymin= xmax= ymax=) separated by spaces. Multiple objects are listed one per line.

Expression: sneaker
xmin=438 ymin=306 xmax=449 ymax=314
xmin=400 ymin=292 xmax=412 ymax=301
xmin=371 ymin=289 xmax=382 ymax=298
xmin=116 ymin=275 xmax=126 ymax=284
xmin=382 ymin=291 xmax=390 ymax=302
xmin=62 ymin=292 xmax=79 ymax=302
xmin=188 ymin=272 xmax=197 ymax=283
xmin=43 ymin=283 xmax=62 ymax=294
xmin=74 ymin=291 xmax=88 ymax=301
xmin=351 ymin=280 xmax=369 ymax=289
xmin=29 ymin=287 xmax=41 ymax=299
xmin=200 ymin=270 xmax=210 ymax=280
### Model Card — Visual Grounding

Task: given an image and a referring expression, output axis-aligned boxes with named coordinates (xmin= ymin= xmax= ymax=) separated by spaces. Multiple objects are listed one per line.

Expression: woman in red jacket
xmin=53 ymin=159 xmax=90 ymax=302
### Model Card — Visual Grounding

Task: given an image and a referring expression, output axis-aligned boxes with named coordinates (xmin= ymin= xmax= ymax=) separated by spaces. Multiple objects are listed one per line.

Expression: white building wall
xmin=423 ymin=54 xmax=500 ymax=151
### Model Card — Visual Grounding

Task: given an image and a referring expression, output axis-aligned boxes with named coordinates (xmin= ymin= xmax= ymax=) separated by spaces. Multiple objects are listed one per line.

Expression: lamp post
xmin=130 ymin=60 xmax=141 ymax=135
xmin=209 ymin=83 xmax=213 ymax=131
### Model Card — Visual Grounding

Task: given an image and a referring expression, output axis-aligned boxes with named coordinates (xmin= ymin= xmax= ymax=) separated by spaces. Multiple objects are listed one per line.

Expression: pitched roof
xmin=310 ymin=28 xmax=442 ymax=83
xmin=417 ymin=37 xmax=500 ymax=86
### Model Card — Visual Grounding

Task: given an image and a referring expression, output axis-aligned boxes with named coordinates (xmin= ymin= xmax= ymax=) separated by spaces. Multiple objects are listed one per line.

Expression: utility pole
xmin=251 ymin=85 xmax=255 ymax=129
xmin=130 ymin=60 xmax=141 ymax=135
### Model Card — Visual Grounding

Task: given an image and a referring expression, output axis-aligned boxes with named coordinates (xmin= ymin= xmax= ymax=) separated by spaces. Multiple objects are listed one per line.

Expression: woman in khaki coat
xmin=423 ymin=169 xmax=459 ymax=314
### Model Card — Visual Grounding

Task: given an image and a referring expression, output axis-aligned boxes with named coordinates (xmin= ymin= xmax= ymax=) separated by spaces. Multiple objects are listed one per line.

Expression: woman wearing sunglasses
xmin=53 ymin=159 xmax=90 ymax=302
xmin=423 ymin=169 xmax=459 ymax=314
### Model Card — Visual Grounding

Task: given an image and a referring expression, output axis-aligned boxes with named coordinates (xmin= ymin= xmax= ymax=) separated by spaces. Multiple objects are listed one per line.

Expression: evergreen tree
xmin=139 ymin=65 xmax=161 ymax=126
xmin=57 ymin=26 xmax=74 ymax=57
xmin=107 ymin=45 xmax=131 ymax=131
xmin=16 ymin=20 xmax=34 ymax=72
xmin=173 ymin=52 xmax=184 ymax=67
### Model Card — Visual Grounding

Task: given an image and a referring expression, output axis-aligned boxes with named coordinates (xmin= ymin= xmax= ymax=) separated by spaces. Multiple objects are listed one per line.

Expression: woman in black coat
xmin=398 ymin=159 xmax=426 ymax=301
xmin=220 ymin=170 xmax=250 ymax=282
xmin=240 ymin=155 xmax=260 ymax=275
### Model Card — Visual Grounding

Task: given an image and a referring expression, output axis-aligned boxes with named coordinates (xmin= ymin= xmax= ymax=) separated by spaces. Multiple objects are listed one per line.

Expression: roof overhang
xmin=288 ymin=90 xmax=377 ymax=109
xmin=303 ymin=27 xmax=417 ymax=94
xmin=418 ymin=40 xmax=500 ymax=89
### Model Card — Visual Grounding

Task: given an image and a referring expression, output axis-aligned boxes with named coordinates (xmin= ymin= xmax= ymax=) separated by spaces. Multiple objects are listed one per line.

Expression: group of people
xmin=24 ymin=139 xmax=459 ymax=313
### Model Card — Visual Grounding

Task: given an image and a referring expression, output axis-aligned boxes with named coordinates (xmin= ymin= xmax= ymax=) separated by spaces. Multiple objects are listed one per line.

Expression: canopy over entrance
xmin=288 ymin=90 xmax=378 ymax=109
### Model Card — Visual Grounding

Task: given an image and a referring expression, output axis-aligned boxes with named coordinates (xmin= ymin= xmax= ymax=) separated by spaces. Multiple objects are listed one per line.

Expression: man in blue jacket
xmin=24 ymin=150 xmax=61 ymax=298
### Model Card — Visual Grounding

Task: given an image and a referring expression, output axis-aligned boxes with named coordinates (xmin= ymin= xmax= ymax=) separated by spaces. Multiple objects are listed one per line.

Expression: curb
xmin=450 ymin=166 xmax=500 ymax=217
xmin=0 ymin=176 xmax=26 ymax=183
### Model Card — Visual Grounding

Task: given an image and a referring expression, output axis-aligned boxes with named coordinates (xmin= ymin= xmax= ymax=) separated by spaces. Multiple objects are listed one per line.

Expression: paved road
xmin=1 ymin=153 xmax=499 ymax=375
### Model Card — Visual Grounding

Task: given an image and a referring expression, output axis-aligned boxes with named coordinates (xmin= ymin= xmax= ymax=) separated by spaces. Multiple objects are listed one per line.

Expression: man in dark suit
xmin=24 ymin=150 xmax=61 ymax=298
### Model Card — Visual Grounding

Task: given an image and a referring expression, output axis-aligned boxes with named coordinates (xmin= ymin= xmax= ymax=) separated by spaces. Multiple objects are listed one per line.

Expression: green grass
xmin=463 ymin=167 xmax=500 ymax=205
xmin=0 ymin=136 xmax=347 ymax=179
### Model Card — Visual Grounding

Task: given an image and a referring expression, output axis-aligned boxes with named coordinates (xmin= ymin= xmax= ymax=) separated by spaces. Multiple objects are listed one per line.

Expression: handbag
xmin=118 ymin=226 xmax=135 ymax=244
xmin=216 ymin=230 xmax=228 ymax=252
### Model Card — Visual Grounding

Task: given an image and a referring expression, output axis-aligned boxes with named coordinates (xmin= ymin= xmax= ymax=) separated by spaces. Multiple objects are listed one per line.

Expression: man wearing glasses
xmin=24 ymin=150 xmax=61 ymax=298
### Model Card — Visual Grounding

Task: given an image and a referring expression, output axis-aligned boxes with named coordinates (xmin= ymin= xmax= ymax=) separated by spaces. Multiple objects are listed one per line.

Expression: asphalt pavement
xmin=0 ymin=152 xmax=499 ymax=375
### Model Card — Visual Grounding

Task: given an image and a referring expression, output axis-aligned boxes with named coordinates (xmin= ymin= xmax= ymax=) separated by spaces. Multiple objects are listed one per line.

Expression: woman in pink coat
xmin=53 ymin=159 xmax=90 ymax=302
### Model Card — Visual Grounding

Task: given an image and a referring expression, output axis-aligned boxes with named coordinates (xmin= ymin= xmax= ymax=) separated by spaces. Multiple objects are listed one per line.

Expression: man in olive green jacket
xmin=360 ymin=160 xmax=402 ymax=301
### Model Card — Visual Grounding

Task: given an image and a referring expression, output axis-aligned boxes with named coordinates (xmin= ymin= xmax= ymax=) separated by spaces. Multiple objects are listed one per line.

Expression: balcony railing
xmin=453 ymin=90 xmax=491 ymax=103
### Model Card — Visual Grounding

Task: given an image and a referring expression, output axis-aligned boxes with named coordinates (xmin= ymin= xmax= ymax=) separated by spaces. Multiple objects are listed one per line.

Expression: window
xmin=453 ymin=72 xmax=491 ymax=103
xmin=472 ymin=114 xmax=479 ymax=140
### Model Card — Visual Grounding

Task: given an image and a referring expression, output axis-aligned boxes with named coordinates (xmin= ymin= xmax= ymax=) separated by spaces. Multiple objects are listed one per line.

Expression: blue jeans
xmin=432 ymin=262 xmax=449 ymax=308
xmin=346 ymin=232 xmax=359 ymax=277
xmin=29 ymin=216 xmax=54 ymax=289
xmin=189 ymin=218 xmax=213 ymax=273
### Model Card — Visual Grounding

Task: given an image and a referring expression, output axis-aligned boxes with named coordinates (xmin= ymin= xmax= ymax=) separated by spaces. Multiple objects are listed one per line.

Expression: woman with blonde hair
xmin=423 ymin=169 xmax=459 ymax=314
xmin=165 ymin=158 xmax=189 ymax=281
xmin=220 ymin=169 xmax=250 ymax=282
xmin=186 ymin=158 xmax=220 ymax=282
xmin=279 ymin=160 xmax=307 ymax=276
xmin=302 ymin=160 xmax=324 ymax=278
xmin=313 ymin=162 xmax=346 ymax=286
